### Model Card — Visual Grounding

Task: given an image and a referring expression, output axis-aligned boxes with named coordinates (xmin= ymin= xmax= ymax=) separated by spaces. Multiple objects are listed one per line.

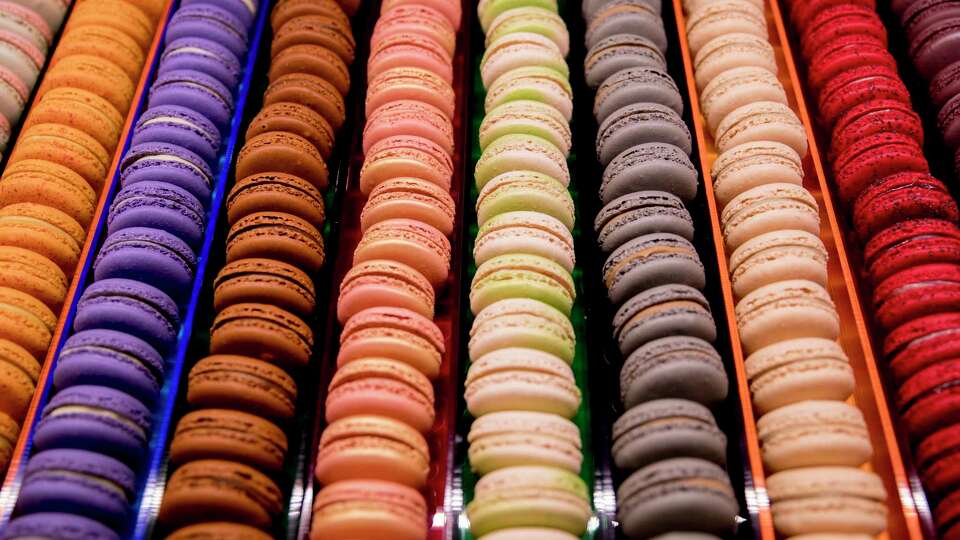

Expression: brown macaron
xmin=0 ymin=159 xmax=98 ymax=227
xmin=271 ymin=15 xmax=355 ymax=63
xmin=225 ymin=211 xmax=325 ymax=273
xmin=187 ymin=355 xmax=297 ymax=420
xmin=271 ymin=0 xmax=349 ymax=30
xmin=236 ymin=131 xmax=329 ymax=191
xmin=9 ymin=123 xmax=111 ymax=190
xmin=245 ymin=102 xmax=335 ymax=159
xmin=267 ymin=44 xmax=350 ymax=96
xmin=166 ymin=522 xmax=274 ymax=540
xmin=0 ymin=286 xmax=56 ymax=358
xmin=209 ymin=303 xmax=313 ymax=369
xmin=169 ymin=408 xmax=288 ymax=472
xmin=0 ymin=203 xmax=85 ymax=273
xmin=263 ymin=72 xmax=346 ymax=129
xmin=158 ymin=459 xmax=283 ymax=529
xmin=213 ymin=258 xmax=316 ymax=316
xmin=226 ymin=172 xmax=325 ymax=228
xmin=0 ymin=246 xmax=67 ymax=308
xmin=0 ymin=339 xmax=40 ymax=422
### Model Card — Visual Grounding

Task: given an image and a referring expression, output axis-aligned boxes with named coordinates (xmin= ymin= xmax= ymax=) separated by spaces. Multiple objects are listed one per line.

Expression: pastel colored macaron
xmin=361 ymin=177 xmax=455 ymax=235
xmin=107 ymin=181 xmax=206 ymax=249
xmin=325 ymin=358 xmax=435 ymax=428
xmin=692 ymin=32 xmax=776 ymax=91
xmin=757 ymin=400 xmax=871 ymax=472
xmin=476 ymin=170 xmax=575 ymax=231
xmin=353 ymin=218 xmax=451 ymax=287
xmin=711 ymin=141 xmax=804 ymax=209
xmin=620 ymin=335 xmax=727 ymax=407
xmin=336 ymin=306 xmax=445 ymax=379
xmin=470 ymin=253 xmax=575 ymax=316
xmin=337 ymin=259 xmax=436 ymax=322
xmin=721 ymin=183 xmax=820 ymax=251
xmin=93 ymin=227 xmax=197 ymax=301
xmin=476 ymin=133 xmax=570 ymax=189
xmin=366 ymin=66 xmax=456 ymax=120
xmin=485 ymin=66 xmax=573 ymax=121
xmin=359 ymin=134 xmax=454 ymax=194
xmin=73 ymin=278 xmax=179 ymax=353
xmin=594 ymin=191 xmax=694 ymax=253
xmin=714 ymin=101 xmax=808 ymax=156
xmin=612 ymin=398 xmax=726 ymax=469
xmin=310 ymin=480 xmax=427 ymax=540
xmin=465 ymin=347 xmax=581 ymax=418
xmin=736 ymin=280 xmax=840 ymax=354
xmin=480 ymin=99 xmax=572 ymax=156
xmin=468 ymin=410 xmax=582 ymax=474
xmin=684 ymin=0 xmax=767 ymax=55
xmin=469 ymin=298 xmax=575 ymax=363
xmin=55 ymin=329 xmax=164 ymax=405
xmin=593 ymin=65 xmax=683 ymax=123
xmin=474 ymin=211 xmax=575 ymax=272
xmin=314 ymin=415 xmax=430 ymax=487
xmin=728 ymin=229 xmax=829 ymax=298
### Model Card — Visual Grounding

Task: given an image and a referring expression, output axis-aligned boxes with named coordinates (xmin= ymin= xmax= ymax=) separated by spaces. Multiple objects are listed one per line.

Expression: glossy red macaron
xmin=937 ymin=490 xmax=960 ymax=540
xmin=800 ymin=5 xmax=888 ymax=61
xmin=830 ymin=99 xmax=924 ymax=157
xmin=852 ymin=172 xmax=959 ymax=240
xmin=863 ymin=218 xmax=960 ymax=284
xmin=817 ymin=65 xmax=911 ymax=129
xmin=808 ymin=34 xmax=896 ymax=94
xmin=916 ymin=423 xmax=960 ymax=496
xmin=897 ymin=358 xmax=960 ymax=438
xmin=789 ymin=0 xmax=877 ymax=34
xmin=888 ymin=312 xmax=960 ymax=382
xmin=831 ymin=132 xmax=928 ymax=203
xmin=873 ymin=263 xmax=960 ymax=331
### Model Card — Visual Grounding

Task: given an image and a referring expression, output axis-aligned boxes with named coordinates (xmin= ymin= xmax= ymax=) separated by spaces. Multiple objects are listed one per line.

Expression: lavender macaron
xmin=148 ymin=69 xmax=235 ymax=131
xmin=181 ymin=0 xmax=258 ymax=29
xmin=33 ymin=385 xmax=151 ymax=463
xmin=73 ymin=278 xmax=180 ymax=353
xmin=164 ymin=4 xmax=249 ymax=58
xmin=16 ymin=449 xmax=135 ymax=527
xmin=107 ymin=181 xmax=206 ymax=249
xmin=93 ymin=227 xmax=197 ymax=302
xmin=121 ymin=142 xmax=214 ymax=207
xmin=159 ymin=37 xmax=242 ymax=88
xmin=55 ymin=329 xmax=164 ymax=405
xmin=1 ymin=513 xmax=120 ymax=540
xmin=131 ymin=105 xmax=222 ymax=165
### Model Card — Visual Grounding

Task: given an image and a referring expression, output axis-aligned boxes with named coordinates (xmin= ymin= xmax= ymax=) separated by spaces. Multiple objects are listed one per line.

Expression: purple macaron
xmin=1 ymin=512 xmax=120 ymax=540
xmin=121 ymin=142 xmax=213 ymax=207
xmin=93 ymin=227 xmax=197 ymax=302
xmin=165 ymin=5 xmax=249 ymax=59
xmin=55 ymin=329 xmax=164 ymax=405
xmin=73 ymin=277 xmax=179 ymax=353
xmin=34 ymin=385 xmax=151 ymax=463
xmin=107 ymin=181 xmax=206 ymax=249
xmin=148 ymin=69 xmax=234 ymax=131
xmin=181 ymin=0 xmax=258 ymax=29
xmin=16 ymin=449 xmax=135 ymax=527
xmin=131 ymin=105 xmax=222 ymax=165
xmin=159 ymin=37 xmax=242 ymax=88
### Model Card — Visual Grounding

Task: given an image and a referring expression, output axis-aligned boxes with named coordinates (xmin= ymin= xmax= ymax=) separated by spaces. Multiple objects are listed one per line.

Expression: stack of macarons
xmin=582 ymin=1 xmax=742 ymax=538
xmin=682 ymin=1 xmax=891 ymax=537
xmin=463 ymin=2 xmax=594 ymax=539
xmin=3 ymin=1 xmax=257 ymax=538
xmin=0 ymin=0 xmax=68 ymax=152
xmin=307 ymin=0 xmax=460 ymax=538
xmin=0 ymin=0 xmax=159 ymax=480
xmin=785 ymin=0 xmax=960 ymax=536
xmin=151 ymin=0 xmax=357 ymax=538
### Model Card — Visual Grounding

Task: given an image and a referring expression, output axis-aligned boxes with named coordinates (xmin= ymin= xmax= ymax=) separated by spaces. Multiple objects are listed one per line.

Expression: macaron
xmin=314 ymin=415 xmax=430 ymax=487
xmin=272 ymin=14 xmax=355 ymax=62
xmin=692 ymin=32 xmax=776 ymax=91
xmin=181 ymin=0 xmax=257 ymax=28
xmin=93 ymin=227 xmax=197 ymax=301
xmin=594 ymin=191 xmax=694 ymax=252
xmin=480 ymin=99 xmax=572 ymax=156
xmin=39 ymin=53 xmax=134 ymax=116
xmin=807 ymin=33 xmax=895 ymax=93
xmin=164 ymin=4 xmax=249 ymax=58
xmin=209 ymin=302 xmax=313 ymax=369
xmin=0 ymin=159 xmax=96 ymax=228
xmin=148 ymin=69 xmax=234 ymax=132
xmin=586 ymin=0 xmax=666 ymax=51
xmin=602 ymin=233 xmax=705 ymax=304
xmin=121 ymin=141 xmax=214 ymax=207
xmin=485 ymin=66 xmax=573 ymax=121
xmin=55 ymin=329 xmax=164 ymax=405
xmin=107 ymin=181 xmax=206 ymax=249
xmin=52 ymin=24 xmax=145 ymax=81
xmin=336 ymin=307 xmax=445 ymax=378
xmin=817 ymin=65 xmax=910 ymax=129
xmin=766 ymin=466 xmax=887 ymax=536
xmin=0 ymin=202 xmax=84 ymax=272
xmin=852 ymin=172 xmax=958 ymax=240
xmin=25 ymin=87 xmax=124 ymax=154
xmin=873 ymin=263 xmax=960 ymax=331
xmin=325 ymin=358 xmax=435 ymax=428
xmin=863 ymin=219 xmax=960 ymax=284
xmin=714 ymin=101 xmax=808 ymax=156
xmin=729 ymin=229 xmax=829 ymax=298
xmin=73 ymin=277 xmax=180 ymax=353
xmin=9 ymin=122 xmax=110 ymax=190
xmin=213 ymin=257 xmax=316 ymax=316
xmin=363 ymin=99 xmax=454 ymax=156
xmin=263 ymin=72 xmax=347 ymax=129
xmin=2 ymin=513 xmax=120 ymax=540
xmin=898 ymin=359 xmax=960 ymax=438
xmin=612 ymin=399 xmax=726 ymax=469
xmin=0 ymin=285 xmax=54 ymax=358
xmin=132 ymin=104 xmax=222 ymax=166
xmin=353 ymin=218 xmax=450 ymax=287
xmin=366 ymin=32 xmax=449 ymax=87
xmin=801 ymin=4 xmax=887 ymax=61
xmin=0 ymin=245 xmax=67 ymax=308
xmin=225 ymin=211 xmax=325 ymax=273
xmin=361 ymin=177 xmax=455 ymax=235
xmin=0 ymin=339 xmax=39 ymax=421
xmin=66 ymin=0 xmax=154 ymax=51
xmin=470 ymin=253 xmax=575 ymax=316
xmin=269 ymin=42 xmax=349 ymax=94
xmin=371 ymin=4 xmax=454 ymax=55
xmin=476 ymin=133 xmax=570 ymax=189
xmin=599 ymin=142 xmax=698 ymax=203
xmin=187 ymin=355 xmax=297 ymax=420
xmin=0 ymin=409 xmax=15 ymax=469
xmin=310 ymin=480 xmax=427 ymax=540
xmin=620 ymin=336 xmax=727 ymax=407
xmin=584 ymin=34 xmax=666 ymax=89
xmin=887 ymin=312 xmax=960 ymax=382
xmin=613 ymin=284 xmax=716 ymax=356
xmin=0 ymin=64 xmax=26 ymax=124
xmin=474 ymin=211 xmax=575 ymax=272
xmin=593 ymin=65 xmax=683 ymax=123
xmin=721 ymin=183 xmax=820 ymax=251
xmin=468 ymin=410 xmax=582 ymax=474
xmin=736 ymin=280 xmax=840 ymax=354
xmin=478 ymin=0 xmax=558 ymax=31
xmin=477 ymin=171 xmax=575 ymax=231
xmin=486 ymin=6 xmax=569 ymax=55
xmin=365 ymin=66 xmax=456 ymax=120
xmin=159 ymin=37 xmax=242 ymax=88
xmin=745 ymin=338 xmax=854 ymax=414
xmin=359 ymin=134 xmax=454 ymax=194
xmin=271 ymin=0 xmax=350 ymax=30
xmin=468 ymin=298 xmax=575 ymax=363
xmin=711 ymin=141 xmax=804 ymax=209
xmin=701 ymin=66 xmax=787 ymax=134
xmin=382 ymin=0 xmax=461 ymax=28
xmin=465 ymin=347 xmax=581 ymax=418
xmin=237 ymin=131 xmax=329 ymax=190
xmin=245 ymin=101 xmax=334 ymax=160
xmin=757 ymin=400 xmax=872 ymax=472
xmin=226 ymin=172 xmax=325 ymax=229
xmin=596 ymin=102 xmax=692 ymax=165
xmin=831 ymin=131 xmax=928 ymax=204
xmin=480 ymin=33 xmax=566 ymax=90
xmin=337 ymin=259 xmax=436 ymax=322
xmin=686 ymin=1 xmax=767 ymax=54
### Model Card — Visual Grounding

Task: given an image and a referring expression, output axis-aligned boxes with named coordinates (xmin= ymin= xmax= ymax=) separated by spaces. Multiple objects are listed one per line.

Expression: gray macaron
xmin=617 ymin=457 xmax=739 ymax=539
xmin=612 ymin=398 xmax=727 ymax=470
xmin=594 ymin=66 xmax=683 ymax=123
xmin=586 ymin=0 xmax=668 ymax=52
xmin=594 ymin=191 xmax=694 ymax=253
xmin=600 ymin=142 xmax=699 ymax=203
xmin=596 ymin=102 xmax=692 ymax=165
xmin=613 ymin=284 xmax=716 ymax=356
xmin=619 ymin=335 xmax=727 ymax=408
xmin=602 ymin=232 xmax=705 ymax=304
xmin=585 ymin=34 xmax=666 ymax=88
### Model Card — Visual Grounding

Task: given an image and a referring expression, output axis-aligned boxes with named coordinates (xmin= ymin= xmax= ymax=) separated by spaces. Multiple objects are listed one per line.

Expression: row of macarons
xmin=789 ymin=0 xmax=960 ymax=537
xmin=309 ymin=0 xmax=462 ymax=538
xmin=0 ymin=0 xmax=164 ymax=482
xmin=685 ymin=0 xmax=890 ymax=537
xmin=582 ymin=0 xmax=743 ymax=537
xmin=463 ymin=2 xmax=593 ymax=539
xmin=3 ymin=0 xmax=258 ymax=538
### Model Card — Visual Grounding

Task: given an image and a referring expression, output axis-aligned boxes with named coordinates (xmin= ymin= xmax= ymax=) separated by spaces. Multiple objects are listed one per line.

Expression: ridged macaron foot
xmin=169 ymin=408 xmax=287 ymax=472
xmin=93 ymin=227 xmax=198 ymax=301
xmin=0 ymin=245 xmax=67 ymax=308
xmin=209 ymin=302 xmax=313 ymax=369
xmin=272 ymin=14 xmax=355 ymax=63
xmin=0 ymin=285 xmax=54 ymax=358
xmin=361 ymin=177 xmax=454 ymax=235
xmin=476 ymin=133 xmax=569 ymax=189
xmin=236 ymin=131 xmax=328 ymax=190
xmin=832 ymin=132 xmax=928 ymax=204
xmin=366 ymin=66 xmax=456 ymax=120
xmin=52 ymin=24 xmax=145 ymax=81
xmin=167 ymin=522 xmax=273 ymax=540
xmin=314 ymin=415 xmax=430 ymax=487
xmin=479 ymin=99 xmax=571 ymax=156
xmin=714 ymin=101 xmax=807 ymax=156
xmin=863 ymin=218 xmax=960 ymax=285
xmin=73 ymin=278 xmax=179 ymax=353
xmin=0 ymin=159 xmax=96 ymax=227
xmin=25 ymin=87 xmax=124 ymax=154
xmin=468 ymin=410 xmax=582 ymax=474
xmin=593 ymin=65 xmax=683 ymax=123
xmin=359 ymin=134 xmax=454 ymax=194
xmin=0 ymin=202 xmax=84 ymax=272
xmin=744 ymin=338 xmax=854 ymax=414
xmin=692 ymin=32 xmax=776 ymax=91
xmin=264 ymin=72 xmax=346 ymax=129
xmin=363 ymin=99 xmax=454 ymax=156
xmin=226 ymin=172 xmax=325 ymax=229
xmin=164 ymin=5 xmax=249 ymax=58
xmin=711 ymin=141 xmax=803 ymax=209
xmin=485 ymin=66 xmax=573 ymax=121
xmin=602 ymin=233 xmax=704 ymax=304
xmin=474 ymin=211 xmax=574 ymax=272
xmin=480 ymin=32 xmax=567 ymax=90
xmin=471 ymin=253 xmax=575 ymax=315
xmin=245 ymin=102 xmax=334 ymax=160
xmin=766 ymin=466 xmax=887 ymax=536
xmin=757 ymin=400 xmax=871 ymax=472
xmin=617 ymin=457 xmax=738 ymax=538
xmin=269 ymin=43 xmax=351 ymax=95
xmin=354 ymin=218 xmax=451 ymax=286
xmin=132 ymin=104 xmax=222 ymax=166
xmin=469 ymin=298 xmax=575 ymax=363
xmin=620 ymin=335 xmax=727 ymax=407
xmin=586 ymin=0 xmax=667 ymax=51
xmin=872 ymin=263 xmax=960 ymax=331
xmin=159 ymin=37 xmax=242 ymax=89
xmin=325 ymin=358 xmax=435 ymax=430
xmin=3 ymin=513 xmax=119 ymax=540
xmin=9 ymin=122 xmax=110 ymax=190
xmin=159 ymin=459 xmax=282 ymax=529
xmin=55 ymin=329 xmax=163 ymax=405
xmin=213 ymin=257 xmax=316 ymax=316
xmin=120 ymin=142 xmax=214 ymax=207
xmin=337 ymin=306 xmax=445 ymax=379
xmin=599 ymin=141 xmax=698 ymax=203
xmin=584 ymin=34 xmax=665 ymax=89
xmin=477 ymin=170 xmax=575 ymax=230
xmin=596 ymin=103 xmax=692 ymax=165
xmin=38 ymin=54 xmax=134 ymax=115
xmin=33 ymin=385 xmax=151 ymax=462
xmin=187 ymin=355 xmax=296 ymax=419
xmin=107 ymin=181 xmax=205 ymax=249
xmin=16 ymin=448 xmax=134 ymax=526
xmin=685 ymin=0 xmax=767 ymax=55
xmin=720 ymin=183 xmax=820 ymax=251
xmin=613 ymin=284 xmax=715 ymax=356
xmin=0 ymin=339 xmax=39 ymax=421
xmin=310 ymin=480 xmax=427 ymax=540
xmin=466 ymin=465 xmax=591 ymax=536
xmin=728 ymin=229 xmax=828 ymax=299
xmin=736 ymin=280 xmax=840 ymax=353
xmin=148 ymin=69 xmax=235 ymax=131
xmin=594 ymin=191 xmax=694 ymax=253
xmin=225 ymin=211 xmax=325 ymax=273
xmin=887 ymin=313 xmax=960 ymax=383
xmin=852 ymin=172 xmax=958 ymax=240
xmin=612 ymin=399 xmax=726 ymax=470
xmin=337 ymin=259 xmax=436 ymax=322
xmin=465 ymin=347 xmax=581 ymax=418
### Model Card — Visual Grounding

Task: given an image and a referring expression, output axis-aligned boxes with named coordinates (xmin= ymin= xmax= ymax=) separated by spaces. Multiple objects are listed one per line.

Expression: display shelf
xmin=0 ymin=0 xmax=175 ymax=523
xmin=671 ymin=0 xmax=926 ymax=537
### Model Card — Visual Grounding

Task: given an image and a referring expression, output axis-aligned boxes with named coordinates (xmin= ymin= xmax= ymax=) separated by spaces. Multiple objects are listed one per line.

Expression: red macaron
xmin=831 ymin=132 xmax=928 ymax=203
xmin=801 ymin=5 xmax=888 ymax=61
xmin=937 ymin=490 xmax=960 ymax=540
xmin=888 ymin=312 xmax=960 ymax=382
xmin=897 ymin=358 xmax=960 ymax=438
xmin=789 ymin=0 xmax=877 ymax=35
xmin=852 ymin=172 xmax=959 ymax=240
xmin=873 ymin=263 xmax=960 ymax=331
xmin=817 ymin=65 xmax=911 ymax=129
xmin=808 ymin=34 xmax=897 ymax=94
xmin=917 ymin=423 xmax=960 ymax=496
xmin=863 ymin=218 xmax=960 ymax=284
xmin=830 ymin=99 xmax=925 ymax=157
